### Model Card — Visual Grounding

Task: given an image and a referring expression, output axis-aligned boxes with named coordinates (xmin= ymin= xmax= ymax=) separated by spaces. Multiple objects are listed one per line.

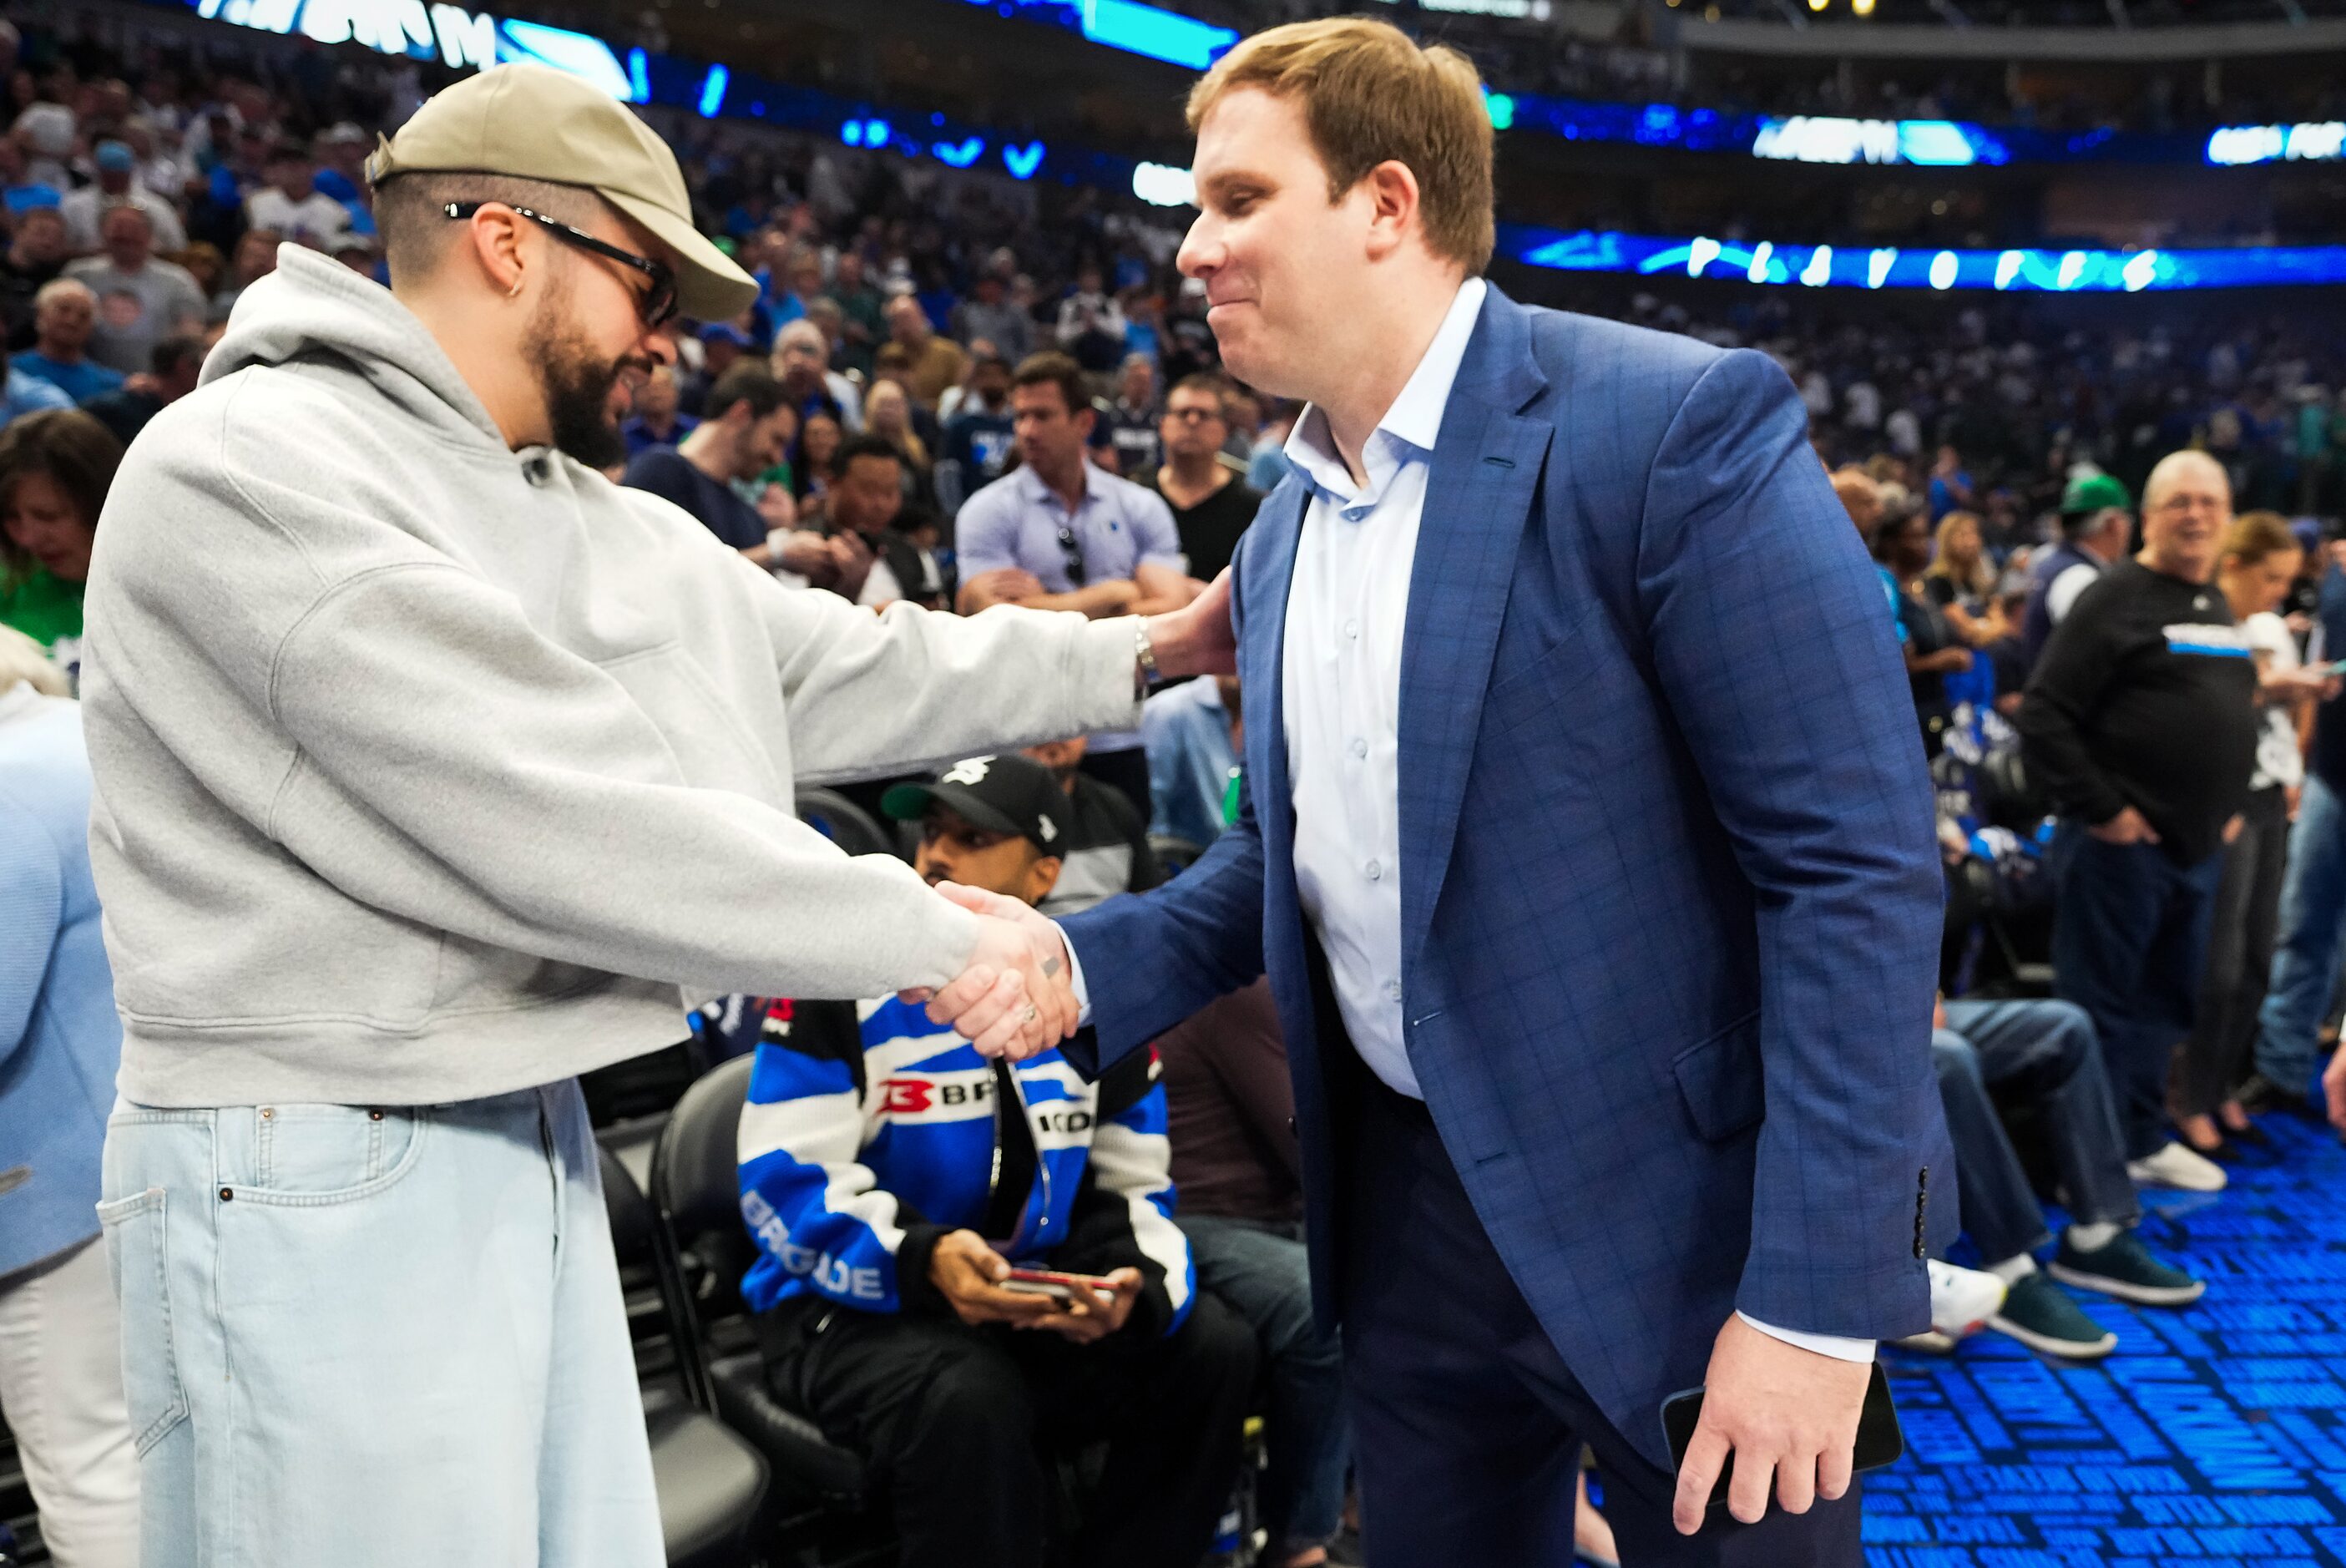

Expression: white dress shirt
xmin=1277 ymin=276 xmax=1486 ymax=1103
xmin=1070 ymin=276 xmax=1872 ymax=1364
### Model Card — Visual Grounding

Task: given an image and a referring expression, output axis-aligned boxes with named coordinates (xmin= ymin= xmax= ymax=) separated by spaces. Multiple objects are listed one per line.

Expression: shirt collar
xmin=1283 ymin=276 xmax=1488 ymax=503
xmin=1015 ymin=458 xmax=1097 ymax=510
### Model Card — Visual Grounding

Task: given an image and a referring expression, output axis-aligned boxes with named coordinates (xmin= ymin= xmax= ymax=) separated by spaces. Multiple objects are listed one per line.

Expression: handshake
xmin=899 ymin=883 xmax=1079 ymax=1060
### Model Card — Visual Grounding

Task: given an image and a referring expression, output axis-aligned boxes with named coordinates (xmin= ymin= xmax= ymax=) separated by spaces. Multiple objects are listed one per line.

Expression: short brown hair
xmin=0 ymin=409 xmax=123 ymax=577
xmin=2223 ymin=509 xmax=2301 ymax=569
xmin=1011 ymin=352 xmax=1091 ymax=421
xmin=1166 ymin=372 xmax=1231 ymax=418
xmin=1188 ymin=17 xmax=1494 ymax=274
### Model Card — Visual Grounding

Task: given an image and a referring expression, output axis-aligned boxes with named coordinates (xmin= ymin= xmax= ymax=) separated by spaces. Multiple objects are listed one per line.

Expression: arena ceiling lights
xmin=1505 ymin=225 xmax=2346 ymax=292
xmin=174 ymin=0 xmax=2346 ymax=296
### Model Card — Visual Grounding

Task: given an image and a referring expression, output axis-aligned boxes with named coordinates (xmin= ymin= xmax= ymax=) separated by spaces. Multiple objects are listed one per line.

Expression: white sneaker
xmin=2126 ymin=1141 xmax=2227 ymax=1193
xmin=1926 ymin=1258 xmax=2007 ymax=1339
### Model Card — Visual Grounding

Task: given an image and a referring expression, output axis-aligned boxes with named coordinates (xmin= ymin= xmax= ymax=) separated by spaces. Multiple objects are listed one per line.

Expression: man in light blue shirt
xmin=12 ymin=280 xmax=125 ymax=406
xmin=1142 ymin=674 xmax=1240 ymax=849
xmin=957 ymin=351 xmax=1197 ymax=814
xmin=0 ymin=365 xmax=70 ymax=426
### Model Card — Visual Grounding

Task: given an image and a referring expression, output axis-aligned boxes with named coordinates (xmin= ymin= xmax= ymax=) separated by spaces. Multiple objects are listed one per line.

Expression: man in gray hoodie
xmin=78 ymin=66 xmax=1231 ymax=1568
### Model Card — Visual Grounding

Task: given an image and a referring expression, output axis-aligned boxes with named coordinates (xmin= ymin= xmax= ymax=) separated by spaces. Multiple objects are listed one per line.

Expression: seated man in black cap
xmin=736 ymin=752 xmax=1256 ymax=1568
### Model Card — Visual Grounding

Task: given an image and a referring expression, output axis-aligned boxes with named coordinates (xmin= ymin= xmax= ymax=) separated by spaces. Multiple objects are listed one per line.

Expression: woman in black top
xmin=791 ymin=410 xmax=844 ymax=507
xmin=2175 ymin=513 xmax=2335 ymax=1156
xmin=1874 ymin=503 xmax=1971 ymax=753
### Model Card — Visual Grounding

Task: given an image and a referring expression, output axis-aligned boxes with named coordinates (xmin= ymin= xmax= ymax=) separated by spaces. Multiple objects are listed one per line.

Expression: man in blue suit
xmin=921 ymin=18 xmax=1952 ymax=1563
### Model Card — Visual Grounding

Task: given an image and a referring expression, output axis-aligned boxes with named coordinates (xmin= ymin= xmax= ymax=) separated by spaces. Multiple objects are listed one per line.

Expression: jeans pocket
xmin=96 ymin=1186 xmax=191 ymax=1455
xmin=241 ymin=1104 xmax=431 ymax=1206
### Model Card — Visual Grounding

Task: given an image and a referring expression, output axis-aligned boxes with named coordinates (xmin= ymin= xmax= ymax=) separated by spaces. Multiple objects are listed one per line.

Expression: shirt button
xmin=1342 ymin=619 xmax=1360 ymax=639
xmin=1348 ymin=738 xmax=1368 ymax=760
xmin=1365 ymin=858 xmax=1383 ymax=881
xmin=1384 ymin=979 xmax=1403 ymax=1003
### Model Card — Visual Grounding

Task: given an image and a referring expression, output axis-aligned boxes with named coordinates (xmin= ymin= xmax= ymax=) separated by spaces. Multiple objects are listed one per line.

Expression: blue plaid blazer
xmin=1059 ymin=286 xmax=1954 ymax=1468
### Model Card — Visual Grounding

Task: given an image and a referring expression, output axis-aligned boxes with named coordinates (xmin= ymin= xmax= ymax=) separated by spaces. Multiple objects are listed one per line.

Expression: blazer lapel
xmin=1238 ymin=475 xmax=1307 ymax=869
xmin=1398 ymin=290 xmax=1553 ymax=969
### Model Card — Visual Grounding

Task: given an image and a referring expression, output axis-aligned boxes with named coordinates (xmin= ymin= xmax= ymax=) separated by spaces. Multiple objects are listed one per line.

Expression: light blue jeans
xmin=97 ymin=1080 xmax=660 ymax=1568
xmin=2258 ymin=773 xmax=2346 ymax=1101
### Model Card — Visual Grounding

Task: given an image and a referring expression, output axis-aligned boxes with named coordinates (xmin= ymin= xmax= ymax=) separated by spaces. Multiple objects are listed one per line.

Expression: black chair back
xmin=650 ymin=1055 xmax=876 ymax=1513
xmin=599 ymin=1144 xmax=654 ymax=1263
xmin=795 ymin=787 xmax=899 ymax=860
xmin=650 ymin=1054 xmax=757 ymax=1409
xmin=1149 ymin=832 xmax=1206 ymax=878
xmin=599 ymin=1135 xmax=773 ymax=1568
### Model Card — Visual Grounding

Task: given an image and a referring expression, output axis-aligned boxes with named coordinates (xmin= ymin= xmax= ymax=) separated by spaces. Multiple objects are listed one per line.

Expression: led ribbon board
xmin=193 ymin=0 xmax=634 ymax=95
xmin=1505 ymin=225 xmax=2346 ymax=292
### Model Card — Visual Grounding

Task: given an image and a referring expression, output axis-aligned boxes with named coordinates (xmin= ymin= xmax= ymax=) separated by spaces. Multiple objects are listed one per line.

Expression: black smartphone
xmin=1660 ymin=1360 xmax=1904 ymax=1510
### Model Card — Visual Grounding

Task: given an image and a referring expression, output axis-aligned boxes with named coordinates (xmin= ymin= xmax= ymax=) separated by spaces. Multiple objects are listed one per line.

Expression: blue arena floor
xmin=1867 ymin=1110 xmax=2346 ymax=1567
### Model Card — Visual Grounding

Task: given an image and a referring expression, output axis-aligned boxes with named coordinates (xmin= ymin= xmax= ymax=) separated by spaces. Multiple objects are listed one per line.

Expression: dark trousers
xmin=1934 ymin=998 xmax=2140 ymax=1265
xmin=1339 ymin=1070 xmax=1864 ymax=1567
xmin=2178 ymin=784 xmax=2290 ymax=1116
xmin=1078 ymin=744 xmax=1151 ymax=823
xmin=1180 ymin=1215 xmax=1350 ymax=1555
xmin=757 ymin=1292 xmax=1256 ymax=1568
xmin=2048 ymin=822 xmax=2225 ymax=1161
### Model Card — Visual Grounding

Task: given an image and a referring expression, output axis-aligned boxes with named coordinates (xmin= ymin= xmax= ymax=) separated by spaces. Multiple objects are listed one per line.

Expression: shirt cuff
xmin=1737 ymin=1313 xmax=1875 ymax=1363
xmin=1056 ymin=923 xmax=1094 ymax=1028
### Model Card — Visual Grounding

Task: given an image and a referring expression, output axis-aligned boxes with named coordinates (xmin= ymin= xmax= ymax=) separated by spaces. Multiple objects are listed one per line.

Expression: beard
xmin=526 ymin=286 xmax=636 ymax=472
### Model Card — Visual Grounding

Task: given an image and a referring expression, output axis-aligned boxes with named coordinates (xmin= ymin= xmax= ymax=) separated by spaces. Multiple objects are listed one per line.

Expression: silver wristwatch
xmin=1135 ymin=618 xmax=1163 ymax=693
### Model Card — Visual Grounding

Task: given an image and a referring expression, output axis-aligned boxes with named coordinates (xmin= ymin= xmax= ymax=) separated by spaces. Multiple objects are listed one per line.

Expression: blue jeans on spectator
xmin=2258 ymin=773 xmax=2346 ymax=1102
xmin=1936 ymin=999 xmax=2141 ymax=1265
xmin=2049 ymin=821 xmax=2225 ymax=1161
xmin=1181 ymin=1214 xmax=1348 ymax=1559
xmin=97 ymin=1080 xmax=660 ymax=1568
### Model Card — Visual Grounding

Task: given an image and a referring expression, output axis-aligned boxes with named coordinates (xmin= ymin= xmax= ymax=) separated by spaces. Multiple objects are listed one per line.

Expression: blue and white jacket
xmin=736 ymin=994 xmax=1195 ymax=1337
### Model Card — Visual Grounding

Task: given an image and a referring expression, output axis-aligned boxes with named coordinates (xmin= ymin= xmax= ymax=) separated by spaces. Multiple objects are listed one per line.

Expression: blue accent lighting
xmin=496 ymin=20 xmax=635 ymax=99
xmin=695 ymin=62 xmax=728 ymax=119
xmin=1079 ymin=0 xmax=1235 ymax=69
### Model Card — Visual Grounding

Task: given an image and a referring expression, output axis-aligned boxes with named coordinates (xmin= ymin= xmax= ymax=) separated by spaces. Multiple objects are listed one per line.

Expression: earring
xmin=508 ymin=278 xmax=523 ymax=298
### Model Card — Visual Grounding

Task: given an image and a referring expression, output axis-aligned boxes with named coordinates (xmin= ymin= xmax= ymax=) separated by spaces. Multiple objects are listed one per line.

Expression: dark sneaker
xmin=2048 ymin=1229 xmax=2207 ymax=1308
xmin=2235 ymin=1071 xmax=2322 ymax=1122
xmin=1987 ymin=1273 xmax=2118 ymax=1360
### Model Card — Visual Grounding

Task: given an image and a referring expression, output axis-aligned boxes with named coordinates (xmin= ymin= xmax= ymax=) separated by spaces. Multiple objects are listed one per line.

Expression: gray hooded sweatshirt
xmin=80 ymin=247 xmax=1140 ymax=1109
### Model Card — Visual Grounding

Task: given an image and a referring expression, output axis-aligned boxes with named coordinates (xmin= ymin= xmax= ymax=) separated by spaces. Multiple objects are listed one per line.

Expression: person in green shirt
xmin=0 ymin=407 xmax=124 ymax=680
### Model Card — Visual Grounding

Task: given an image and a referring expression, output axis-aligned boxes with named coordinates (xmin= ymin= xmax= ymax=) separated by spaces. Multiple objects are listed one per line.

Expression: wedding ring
xmin=1023 ymin=1004 xmax=1039 ymax=1024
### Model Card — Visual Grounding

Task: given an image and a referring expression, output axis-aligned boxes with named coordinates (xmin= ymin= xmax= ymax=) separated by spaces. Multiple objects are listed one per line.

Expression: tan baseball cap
xmin=366 ymin=63 xmax=756 ymax=322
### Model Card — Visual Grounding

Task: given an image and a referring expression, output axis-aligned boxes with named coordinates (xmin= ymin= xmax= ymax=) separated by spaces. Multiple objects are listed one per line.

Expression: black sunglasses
xmin=1054 ymin=524 xmax=1089 ymax=588
xmin=443 ymin=200 xmax=678 ymax=329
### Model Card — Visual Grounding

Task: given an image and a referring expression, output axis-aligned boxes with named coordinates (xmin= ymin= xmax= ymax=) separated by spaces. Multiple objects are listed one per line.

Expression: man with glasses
xmin=958 ymin=351 xmax=1202 ymax=815
xmin=1140 ymin=372 xmax=1265 ymax=584
xmin=78 ymin=66 xmax=1233 ymax=1567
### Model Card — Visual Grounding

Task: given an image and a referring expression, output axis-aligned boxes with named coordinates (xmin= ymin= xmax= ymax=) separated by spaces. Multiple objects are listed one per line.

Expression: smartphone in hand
xmin=999 ymin=1267 xmax=1119 ymax=1305
xmin=1661 ymin=1361 xmax=1904 ymax=1510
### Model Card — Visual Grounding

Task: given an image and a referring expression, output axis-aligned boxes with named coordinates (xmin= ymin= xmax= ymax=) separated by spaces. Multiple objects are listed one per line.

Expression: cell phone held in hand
xmin=999 ymin=1267 xmax=1118 ymax=1304
xmin=1660 ymin=1361 xmax=1904 ymax=1510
